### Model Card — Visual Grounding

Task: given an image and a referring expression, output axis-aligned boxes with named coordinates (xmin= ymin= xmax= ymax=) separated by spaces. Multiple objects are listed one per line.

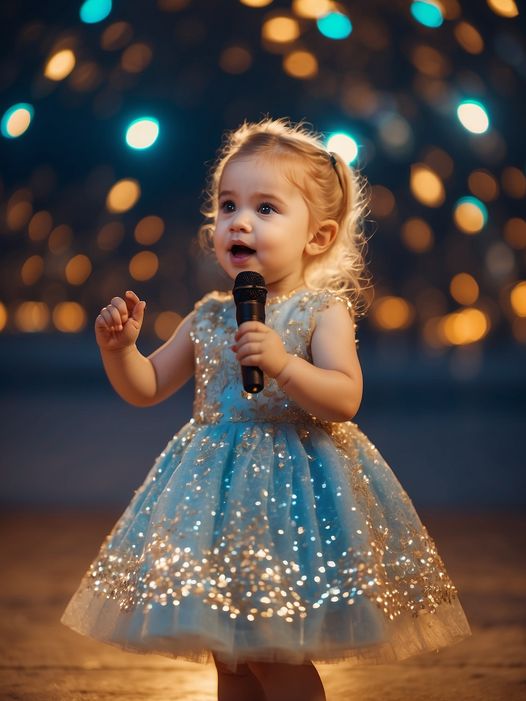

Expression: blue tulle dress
xmin=61 ymin=288 xmax=472 ymax=671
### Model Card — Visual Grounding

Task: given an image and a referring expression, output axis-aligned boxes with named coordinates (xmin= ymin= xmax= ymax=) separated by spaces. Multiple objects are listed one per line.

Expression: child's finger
xmin=110 ymin=296 xmax=129 ymax=324
xmin=100 ymin=304 xmax=122 ymax=330
xmin=124 ymin=290 xmax=140 ymax=313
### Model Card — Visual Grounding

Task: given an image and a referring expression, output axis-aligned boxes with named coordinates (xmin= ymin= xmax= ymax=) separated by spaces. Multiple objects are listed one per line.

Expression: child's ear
xmin=305 ymin=219 xmax=339 ymax=256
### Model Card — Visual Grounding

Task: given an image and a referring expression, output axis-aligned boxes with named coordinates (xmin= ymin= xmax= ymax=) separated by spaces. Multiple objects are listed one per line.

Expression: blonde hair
xmin=199 ymin=117 xmax=373 ymax=320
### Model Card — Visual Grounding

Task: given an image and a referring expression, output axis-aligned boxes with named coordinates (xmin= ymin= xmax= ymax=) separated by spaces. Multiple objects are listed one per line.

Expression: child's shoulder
xmin=192 ymin=290 xmax=233 ymax=313
xmin=306 ymin=288 xmax=354 ymax=317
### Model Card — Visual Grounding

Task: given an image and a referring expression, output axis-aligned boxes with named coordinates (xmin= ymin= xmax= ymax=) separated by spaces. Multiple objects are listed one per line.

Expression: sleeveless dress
xmin=61 ymin=288 xmax=472 ymax=672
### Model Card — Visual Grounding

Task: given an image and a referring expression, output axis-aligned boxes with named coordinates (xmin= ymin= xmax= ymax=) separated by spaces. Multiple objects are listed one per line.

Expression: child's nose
xmin=230 ymin=210 xmax=252 ymax=232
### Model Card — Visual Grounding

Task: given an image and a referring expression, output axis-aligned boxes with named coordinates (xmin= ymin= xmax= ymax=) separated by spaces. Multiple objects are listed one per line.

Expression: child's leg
xmin=247 ymin=661 xmax=326 ymax=701
xmin=212 ymin=654 xmax=266 ymax=701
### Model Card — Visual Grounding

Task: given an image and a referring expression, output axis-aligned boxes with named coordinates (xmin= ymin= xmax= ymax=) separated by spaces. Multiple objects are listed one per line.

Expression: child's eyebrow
xmin=218 ymin=189 xmax=286 ymax=207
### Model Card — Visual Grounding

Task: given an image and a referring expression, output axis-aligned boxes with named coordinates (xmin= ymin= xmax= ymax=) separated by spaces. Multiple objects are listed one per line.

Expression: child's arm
xmin=97 ymin=290 xmax=194 ymax=408
xmin=232 ymin=301 xmax=362 ymax=422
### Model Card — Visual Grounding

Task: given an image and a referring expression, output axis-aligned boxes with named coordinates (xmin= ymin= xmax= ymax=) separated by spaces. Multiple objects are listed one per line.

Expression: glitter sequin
xmin=61 ymin=287 xmax=471 ymax=669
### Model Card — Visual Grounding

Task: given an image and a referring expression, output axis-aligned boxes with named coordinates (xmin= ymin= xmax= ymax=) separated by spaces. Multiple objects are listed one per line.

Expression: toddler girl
xmin=61 ymin=118 xmax=472 ymax=701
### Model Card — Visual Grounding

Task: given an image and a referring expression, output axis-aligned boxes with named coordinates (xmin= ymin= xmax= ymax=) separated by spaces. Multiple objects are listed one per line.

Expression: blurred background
xmin=0 ymin=0 xmax=524 ymax=508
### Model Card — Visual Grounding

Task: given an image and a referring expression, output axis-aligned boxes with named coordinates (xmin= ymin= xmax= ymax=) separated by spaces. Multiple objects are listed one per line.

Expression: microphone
xmin=232 ymin=271 xmax=268 ymax=394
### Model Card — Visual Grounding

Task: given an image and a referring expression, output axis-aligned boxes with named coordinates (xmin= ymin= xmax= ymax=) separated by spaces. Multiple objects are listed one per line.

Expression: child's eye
xmin=220 ymin=200 xmax=236 ymax=213
xmin=258 ymin=202 xmax=277 ymax=215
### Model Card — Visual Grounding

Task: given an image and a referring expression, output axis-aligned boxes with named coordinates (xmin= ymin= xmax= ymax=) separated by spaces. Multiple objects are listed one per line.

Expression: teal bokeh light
xmin=410 ymin=1 xmax=443 ymax=28
xmin=125 ymin=117 xmax=160 ymax=150
xmin=317 ymin=12 xmax=352 ymax=40
xmin=326 ymin=132 xmax=359 ymax=165
xmin=80 ymin=0 xmax=112 ymax=24
xmin=1 ymin=103 xmax=34 ymax=139
xmin=456 ymin=100 xmax=490 ymax=134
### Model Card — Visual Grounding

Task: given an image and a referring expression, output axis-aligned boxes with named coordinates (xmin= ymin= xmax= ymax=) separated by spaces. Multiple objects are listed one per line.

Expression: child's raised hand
xmin=95 ymin=290 xmax=146 ymax=351
xmin=231 ymin=321 xmax=290 ymax=379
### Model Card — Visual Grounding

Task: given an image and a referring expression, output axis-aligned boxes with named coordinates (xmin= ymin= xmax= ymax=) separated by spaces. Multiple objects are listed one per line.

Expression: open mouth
xmin=230 ymin=244 xmax=256 ymax=258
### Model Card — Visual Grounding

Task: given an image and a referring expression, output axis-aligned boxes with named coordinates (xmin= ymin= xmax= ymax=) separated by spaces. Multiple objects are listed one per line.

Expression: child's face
xmin=213 ymin=155 xmax=313 ymax=292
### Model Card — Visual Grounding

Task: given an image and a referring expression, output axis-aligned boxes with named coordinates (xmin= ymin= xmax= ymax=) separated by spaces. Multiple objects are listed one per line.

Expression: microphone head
xmin=233 ymin=271 xmax=267 ymax=304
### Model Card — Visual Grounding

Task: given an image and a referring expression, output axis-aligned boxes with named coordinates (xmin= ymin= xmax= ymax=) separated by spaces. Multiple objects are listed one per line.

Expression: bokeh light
xmin=326 ymin=133 xmax=359 ymax=164
xmin=135 ymin=215 xmax=165 ymax=245
xmin=262 ymin=16 xmax=300 ymax=43
xmin=510 ymin=281 xmax=526 ymax=317
xmin=371 ymin=296 xmax=414 ymax=330
xmin=14 ymin=302 xmax=50 ymax=332
xmin=52 ymin=302 xmax=87 ymax=332
xmin=450 ymin=273 xmax=480 ymax=305
xmin=65 ymin=255 xmax=93 ymax=285
xmin=106 ymin=179 xmax=141 ymax=213
xmin=44 ymin=49 xmax=76 ymax=81
xmin=401 ymin=218 xmax=434 ymax=252
xmin=486 ymin=0 xmax=519 ymax=18
xmin=293 ymin=0 xmax=331 ymax=19
xmin=457 ymin=100 xmax=490 ymax=134
xmin=283 ymin=50 xmax=319 ymax=79
xmin=316 ymin=11 xmax=352 ymax=40
xmin=453 ymin=196 xmax=488 ymax=233
xmin=410 ymin=1 xmax=444 ymax=28
xmin=129 ymin=251 xmax=159 ymax=281
xmin=125 ymin=117 xmax=160 ymax=150
xmin=80 ymin=0 xmax=112 ymax=24
xmin=410 ymin=164 xmax=445 ymax=207
xmin=1 ymin=103 xmax=34 ymax=139
xmin=441 ymin=307 xmax=490 ymax=345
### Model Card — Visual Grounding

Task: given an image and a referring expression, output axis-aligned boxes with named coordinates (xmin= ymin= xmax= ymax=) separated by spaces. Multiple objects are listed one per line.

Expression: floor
xmin=1 ymin=508 xmax=525 ymax=700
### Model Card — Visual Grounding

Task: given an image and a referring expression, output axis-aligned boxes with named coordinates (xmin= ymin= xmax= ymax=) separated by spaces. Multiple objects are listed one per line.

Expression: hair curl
xmin=199 ymin=117 xmax=374 ymax=320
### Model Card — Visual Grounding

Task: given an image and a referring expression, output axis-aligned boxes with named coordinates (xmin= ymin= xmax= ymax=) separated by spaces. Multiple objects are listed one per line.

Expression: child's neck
xmin=266 ymin=280 xmax=307 ymax=301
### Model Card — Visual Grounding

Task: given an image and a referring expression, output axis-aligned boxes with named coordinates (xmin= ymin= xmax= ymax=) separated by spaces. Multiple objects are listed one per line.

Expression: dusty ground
xmin=0 ymin=508 xmax=524 ymax=701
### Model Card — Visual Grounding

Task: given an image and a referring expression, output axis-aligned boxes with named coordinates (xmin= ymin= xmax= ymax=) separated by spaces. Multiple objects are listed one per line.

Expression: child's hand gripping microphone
xmin=232 ymin=271 xmax=268 ymax=393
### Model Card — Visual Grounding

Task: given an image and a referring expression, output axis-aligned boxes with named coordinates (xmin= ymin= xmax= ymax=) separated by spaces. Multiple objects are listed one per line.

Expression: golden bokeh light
xmin=410 ymin=164 xmax=445 ymax=207
xmin=97 ymin=221 xmax=126 ymax=251
xmin=240 ymin=0 xmax=273 ymax=7
xmin=0 ymin=302 xmax=6 ymax=332
xmin=121 ymin=43 xmax=153 ymax=73
xmin=434 ymin=0 xmax=461 ymax=19
xmin=135 ymin=215 xmax=165 ymax=245
xmin=44 ymin=49 xmax=76 ymax=81
xmin=441 ymin=307 xmax=490 ymax=345
xmin=501 ymin=166 xmax=526 ymax=199
xmin=510 ymin=281 xmax=526 ymax=317
xmin=154 ymin=310 xmax=183 ymax=341
xmin=454 ymin=21 xmax=484 ymax=54
xmin=6 ymin=200 xmax=33 ymax=230
xmin=468 ymin=169 xmax=499 ymax=201
xmin=453 ymin=200 xmax=485 ymax=234
xmin=450 ymin=273 xmax=479 ymax=305
xmin=503 ymin=218 xmax=526 ymax=249
xmin=292 ymin=0 xmax=331 ymax=18
xmin=370 ymin=185 xmax=396 ymax=218
xmin=21 ymin=255 xmax=45 ymax=285
xmin=106 ymin=179 xmax=141 ymax=213
xmin=129 ymin=251 xmax=159 ymax=281
xmin=371 ymin=296 xmax=414 ymax=330
xmin=53 ymin=302 xmax=87 ymax=332
xmin=486 ymin=0 xmax=519 ymax=18
xmin=65 ymin=254 xmax=92 ymax=285
xmin=14 ymin=302 xmax=50 ymax=332
xmin=262 ymin=16 xmax=301 ymax=43
xmin=49 ymin=224 xmax=73 ymax=254
xmin=101 ymin=21 xmax=134 ymax=51
xmin=220 ymin=46 xmax=253 ymax=74
xmin=411 ymin=45 xmax=450 ymax=78
xmin=28 ymin=211 xmax=53 ymax=240
xmin=283 ymin=50 xmax=318 ymax=79
xmin=401 ymin=218 xmax=434 ymax=252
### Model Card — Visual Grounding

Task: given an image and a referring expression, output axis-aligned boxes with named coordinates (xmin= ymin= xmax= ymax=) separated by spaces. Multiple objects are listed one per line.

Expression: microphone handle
xmin=236 ymin=300 xmax=265 ymax=394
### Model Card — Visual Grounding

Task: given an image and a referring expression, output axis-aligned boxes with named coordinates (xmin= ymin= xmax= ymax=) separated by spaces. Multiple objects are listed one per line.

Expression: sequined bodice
xmin=189 ymin=288 xmax=354 ymax=425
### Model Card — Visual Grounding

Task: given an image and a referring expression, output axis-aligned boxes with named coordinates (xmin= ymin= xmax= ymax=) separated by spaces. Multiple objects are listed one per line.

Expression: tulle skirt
xmin=61 ymin=418 xmax=472 ymax=671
